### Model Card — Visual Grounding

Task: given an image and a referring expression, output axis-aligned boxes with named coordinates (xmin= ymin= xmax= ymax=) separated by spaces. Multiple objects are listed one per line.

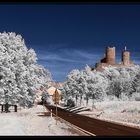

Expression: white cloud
xmin=37 ymin=48 xmax=101 ymax=64
xmin=38 ymin=53 xmax=82 ymax=63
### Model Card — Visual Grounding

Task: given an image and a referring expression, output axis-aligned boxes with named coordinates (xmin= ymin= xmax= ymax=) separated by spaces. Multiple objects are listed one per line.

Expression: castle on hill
xmin=93 ymin=47 xmax=134 ymax=71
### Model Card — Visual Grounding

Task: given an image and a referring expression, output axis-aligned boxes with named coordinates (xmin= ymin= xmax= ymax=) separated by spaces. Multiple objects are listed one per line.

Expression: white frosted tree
xmin=63 ymin=64 xmax=140 ymax=106
xmin=63 ymin=65 xmax=108 ymax=107
xmin=103 ymin=66 xmax=136 ymax=99
xmin=0 ymin=32 xmax=52 ymax=107
xmin=63 ymin=69 xmax=81 ymax=105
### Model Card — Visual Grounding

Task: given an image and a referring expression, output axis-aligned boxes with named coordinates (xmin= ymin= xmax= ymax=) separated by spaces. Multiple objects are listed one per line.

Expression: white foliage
xmin=0 ymin=32 xmax=52 ymax=107
xmin=63 ymin=64 xmax=140 ymax=106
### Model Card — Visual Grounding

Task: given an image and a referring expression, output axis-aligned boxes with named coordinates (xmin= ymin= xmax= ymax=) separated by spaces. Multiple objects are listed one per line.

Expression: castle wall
xmin=100 ymin=57 xmax=106 ymax=63
xmin=122 ymin=51 xmax=130 ymax=66
xmin=94 ymin=47 xmax=134 ymax=72
xmin=106 ymin=47 xmax=115 ymax=64
xmin=95 ymin=63 xmax=109 ymax=71
xmin=95 ymin=62 xmax=134 ymax=71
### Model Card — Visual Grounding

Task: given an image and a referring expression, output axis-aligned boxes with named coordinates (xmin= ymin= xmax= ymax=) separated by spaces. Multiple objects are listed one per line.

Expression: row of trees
xmin=62 ymin=65 xmax=140 ymax=106
xmin=0 ymin=32 xmax=52 ymax=107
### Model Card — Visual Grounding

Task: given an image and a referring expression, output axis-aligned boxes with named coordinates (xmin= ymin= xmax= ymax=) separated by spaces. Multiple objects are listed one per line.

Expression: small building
xmin=47 ymin=86 xmax=62 ymax=96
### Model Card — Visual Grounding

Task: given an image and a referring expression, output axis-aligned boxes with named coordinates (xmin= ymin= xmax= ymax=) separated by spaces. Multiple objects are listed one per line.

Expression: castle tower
xmin=106 ymin=47 xmax=116 ymax=64
xmin=122 ymin=47 xmax=130 ymax=66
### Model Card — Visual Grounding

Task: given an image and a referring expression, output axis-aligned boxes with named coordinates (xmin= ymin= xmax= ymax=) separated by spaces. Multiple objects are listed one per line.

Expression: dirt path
xmin=46 ymin=105 xmax=140 ymax=136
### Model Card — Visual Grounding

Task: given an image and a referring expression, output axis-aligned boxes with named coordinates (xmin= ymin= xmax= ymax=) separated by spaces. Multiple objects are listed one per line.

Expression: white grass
xmin=78 ymin=101 xmax=140 ymax=129
xmin=0 ymin=105 xmax=79 ymax=135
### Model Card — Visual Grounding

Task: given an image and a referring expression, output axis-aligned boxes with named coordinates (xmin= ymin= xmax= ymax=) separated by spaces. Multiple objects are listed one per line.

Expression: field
xmin=78 ymin=101 xmax=140 ymax=129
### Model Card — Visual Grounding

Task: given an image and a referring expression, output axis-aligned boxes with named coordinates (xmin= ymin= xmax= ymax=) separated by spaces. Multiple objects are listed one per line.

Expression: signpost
xmin=52 ymin=89 xmax=60 ymax=125
xmin=52 ymin=89 xmax=60 ymax=105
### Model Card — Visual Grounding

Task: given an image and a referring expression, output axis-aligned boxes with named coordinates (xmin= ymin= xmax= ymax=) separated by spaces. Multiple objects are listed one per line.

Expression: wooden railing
xmin=0 ymin=103 xmax=17 ymax=113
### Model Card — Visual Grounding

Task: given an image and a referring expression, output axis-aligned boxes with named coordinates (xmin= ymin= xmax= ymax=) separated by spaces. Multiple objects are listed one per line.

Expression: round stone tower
xmin=122 ymin=50 xmax=130 ymax=66
xmin=106 ymin=47 xmax=116 ymax=64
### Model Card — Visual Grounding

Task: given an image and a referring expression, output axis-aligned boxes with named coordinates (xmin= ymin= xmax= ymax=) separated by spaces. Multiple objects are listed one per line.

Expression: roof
xmin=47 ymin=86 xmax=61 ymax=95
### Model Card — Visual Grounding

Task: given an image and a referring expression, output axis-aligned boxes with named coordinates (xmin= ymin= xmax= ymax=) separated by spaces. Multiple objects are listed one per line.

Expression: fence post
xmin=50 ymin=109 xmax=52 ymax=118
xmin=1 ymin=105 xmax=3 ymax=112
xmin=56 ymin=103 xmax=58 ymax=125
xmin=15 ymin=105 xmax=17 ymax=112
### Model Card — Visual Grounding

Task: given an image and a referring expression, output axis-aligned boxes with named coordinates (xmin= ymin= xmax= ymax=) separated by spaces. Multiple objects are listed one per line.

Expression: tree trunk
xmin=92 ymin=94 xmax=95 ymax=110
xmin=80 ymin=95 xmax=82 ymax=105
xmin=86 ymin=97 xmax=89 ymax=107
xmin=75 ymin=95 xmax=78 ymax=106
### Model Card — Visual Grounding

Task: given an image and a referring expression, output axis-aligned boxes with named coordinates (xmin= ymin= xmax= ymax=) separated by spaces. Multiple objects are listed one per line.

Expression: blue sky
xmin=0 ymin=4 xmax=140 ymax=81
